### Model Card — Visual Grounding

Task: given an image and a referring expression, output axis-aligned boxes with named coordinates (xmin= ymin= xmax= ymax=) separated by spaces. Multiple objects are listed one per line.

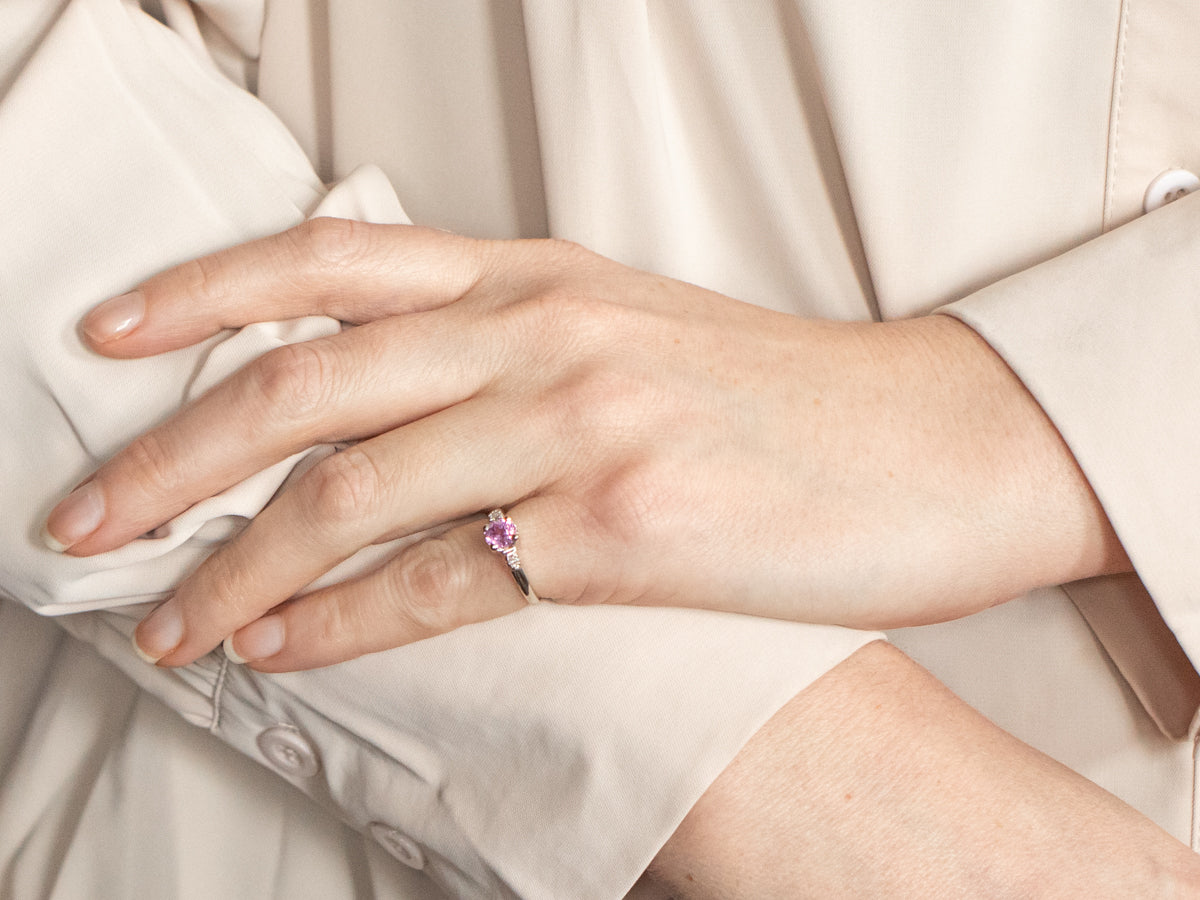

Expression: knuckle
xmin=549 ymin=366 xmax=640 ymax=445
xmin=303 ymin=447 xmax=384 ymax=525
xmin=388 ymin=538 xmax=472 ymax=634
xmin=531 ymin=282 xmax=593 ymax=322
xmin=294 ymin=216 xmax=369 ymax=272
xmin=507 ymin=284 xmax=612 ymax=358
xmin=122 ymin=429 xmax=186 ymax=500
xmin=247 ymin=341 xmax=335 ymax=424
xmin=442 ymin=233 xmax=493 ymax=298
xmin=487 ymin=239 xmax=613 ymax=345
xmin=311 ymin=594 xmax=360 ymax=653
xmin=544 ymin=237 xmax=593 ymax=266
xmin=589 ymin=458 xmax=673 ymax=547
xmin=175 ymin=253 xmax=226 ymax=304
xmin=190 ymin=549 xmax=257 ymax=623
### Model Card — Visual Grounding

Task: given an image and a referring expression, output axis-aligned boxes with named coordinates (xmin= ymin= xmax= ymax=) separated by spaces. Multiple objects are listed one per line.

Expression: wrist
xmin=901 ymin=314 xmax=1131 ymax=592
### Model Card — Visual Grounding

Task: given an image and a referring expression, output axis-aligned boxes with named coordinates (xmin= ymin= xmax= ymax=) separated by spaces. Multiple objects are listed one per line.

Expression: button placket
xmin=368 ymin=821 xmax=427 ymax=870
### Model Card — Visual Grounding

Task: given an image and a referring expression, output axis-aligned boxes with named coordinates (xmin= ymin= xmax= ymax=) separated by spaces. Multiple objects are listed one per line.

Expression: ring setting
xmin=484 ymin=509 xmax=537 ymax=603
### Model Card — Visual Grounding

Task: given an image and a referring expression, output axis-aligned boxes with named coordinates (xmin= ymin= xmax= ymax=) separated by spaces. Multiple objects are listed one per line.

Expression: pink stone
xmin=484 ymin=518 xmax=518 ymax=552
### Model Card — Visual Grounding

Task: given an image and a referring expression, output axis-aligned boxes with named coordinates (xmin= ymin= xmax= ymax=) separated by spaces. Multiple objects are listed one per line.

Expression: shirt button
xmin=256 ymin=725 xmax=321 ymax=778
xmin=1143 ymin=168 xmax=1200 ymax=213
xmin=368 ymin=822 xmax=427 ymax=870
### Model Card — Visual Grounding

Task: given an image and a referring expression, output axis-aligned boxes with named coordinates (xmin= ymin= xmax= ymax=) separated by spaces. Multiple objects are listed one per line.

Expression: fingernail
xmin=134 ymin=601 xmax=184 ymax=663
xmin=222 ymin=636 xmax=248 ymax=665
xmin=224 ymin=616 xmax=285 ymax=664
xmin=83 ymin=291 xmax=144 ymax=344
xmin=131 ymin=634 xmax=161 ymax=666
xmin=43 ymin=481 xmax=105 ymax=551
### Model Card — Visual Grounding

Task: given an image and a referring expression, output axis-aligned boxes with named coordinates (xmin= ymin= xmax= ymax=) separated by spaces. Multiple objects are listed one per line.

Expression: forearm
xmin=645 ymin=640 xmax=1199 ymax=898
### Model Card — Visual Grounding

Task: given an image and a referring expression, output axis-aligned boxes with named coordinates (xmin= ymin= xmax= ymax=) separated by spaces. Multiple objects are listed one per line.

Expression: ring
xmin=484 ymin=509 xmax=538 ymax=604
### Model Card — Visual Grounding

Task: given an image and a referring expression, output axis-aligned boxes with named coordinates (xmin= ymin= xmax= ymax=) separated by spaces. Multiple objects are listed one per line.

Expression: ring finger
xmin=133 ymin=395 xmax=555 ymax=666
xmin=222 ymin=502 xmax=561 ymax=672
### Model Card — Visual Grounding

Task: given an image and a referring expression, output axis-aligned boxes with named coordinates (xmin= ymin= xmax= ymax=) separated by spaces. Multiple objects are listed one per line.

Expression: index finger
xmin=81 ymin=218 xmax=490 ymax=357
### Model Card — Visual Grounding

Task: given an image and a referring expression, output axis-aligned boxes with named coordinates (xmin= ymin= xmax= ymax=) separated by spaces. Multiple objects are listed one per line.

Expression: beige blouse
xmin=2 ymin=1 xmax=1199 ymax=897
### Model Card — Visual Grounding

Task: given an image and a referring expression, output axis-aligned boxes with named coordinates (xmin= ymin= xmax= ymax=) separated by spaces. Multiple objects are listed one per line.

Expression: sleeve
xmin=0 ymin=601 xmax=447 ymax=900
xmin=936 ymin=190 xmax=1200 ymax=733
xmin=0 ymin=2 xmax=880 ymax=897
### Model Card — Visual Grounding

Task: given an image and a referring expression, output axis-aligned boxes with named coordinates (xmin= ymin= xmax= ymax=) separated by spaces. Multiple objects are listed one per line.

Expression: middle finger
xmin=46 ymin=306 xmax=501 ymax=556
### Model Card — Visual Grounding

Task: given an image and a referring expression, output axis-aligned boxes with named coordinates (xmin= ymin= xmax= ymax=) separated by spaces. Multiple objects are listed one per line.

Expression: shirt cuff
xmin=937 ymin=192 xmax=1200 ymax=731
xmin=65 ymin=604 xmax=879 ymax=899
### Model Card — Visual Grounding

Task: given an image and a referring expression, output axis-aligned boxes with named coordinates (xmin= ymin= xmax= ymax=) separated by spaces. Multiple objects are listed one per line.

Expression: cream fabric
xmin=0 ymin=601 xmax=443 ymax=900
xmin=4 ymin=0 xmax=1200 ymax=897
xmin=0 ymin=2 xmax=877 ymax=898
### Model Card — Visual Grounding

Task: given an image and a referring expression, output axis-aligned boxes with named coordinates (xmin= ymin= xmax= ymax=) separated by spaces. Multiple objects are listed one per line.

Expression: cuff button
xmin=1143 ymin=168 xmax=1200 ymax=213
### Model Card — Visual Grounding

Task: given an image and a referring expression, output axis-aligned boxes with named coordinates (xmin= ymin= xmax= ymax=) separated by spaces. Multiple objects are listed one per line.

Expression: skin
xmin=41 ymin=218 xmax=1130 ymax=670
xmin=640 ymin=642 xmax=1200 ymax=899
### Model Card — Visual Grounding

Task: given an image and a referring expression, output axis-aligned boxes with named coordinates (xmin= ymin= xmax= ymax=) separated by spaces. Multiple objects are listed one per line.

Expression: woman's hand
xmin=44 ymin=219 xmax=1129 ymax=670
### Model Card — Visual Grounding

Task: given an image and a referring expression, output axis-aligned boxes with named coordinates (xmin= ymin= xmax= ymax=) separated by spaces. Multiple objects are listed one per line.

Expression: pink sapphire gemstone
xmin=484 ymin=517 xmax=518 ymax=552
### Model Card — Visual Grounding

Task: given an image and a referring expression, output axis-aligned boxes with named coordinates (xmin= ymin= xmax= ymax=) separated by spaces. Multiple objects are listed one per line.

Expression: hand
xmin=45 ymin=219 xmax=1129 ymax=670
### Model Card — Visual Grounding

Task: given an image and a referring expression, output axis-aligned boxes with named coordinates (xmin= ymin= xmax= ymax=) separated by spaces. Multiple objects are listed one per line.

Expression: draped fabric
xmin=3 ymin=0 xmax=1200 ymax=896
